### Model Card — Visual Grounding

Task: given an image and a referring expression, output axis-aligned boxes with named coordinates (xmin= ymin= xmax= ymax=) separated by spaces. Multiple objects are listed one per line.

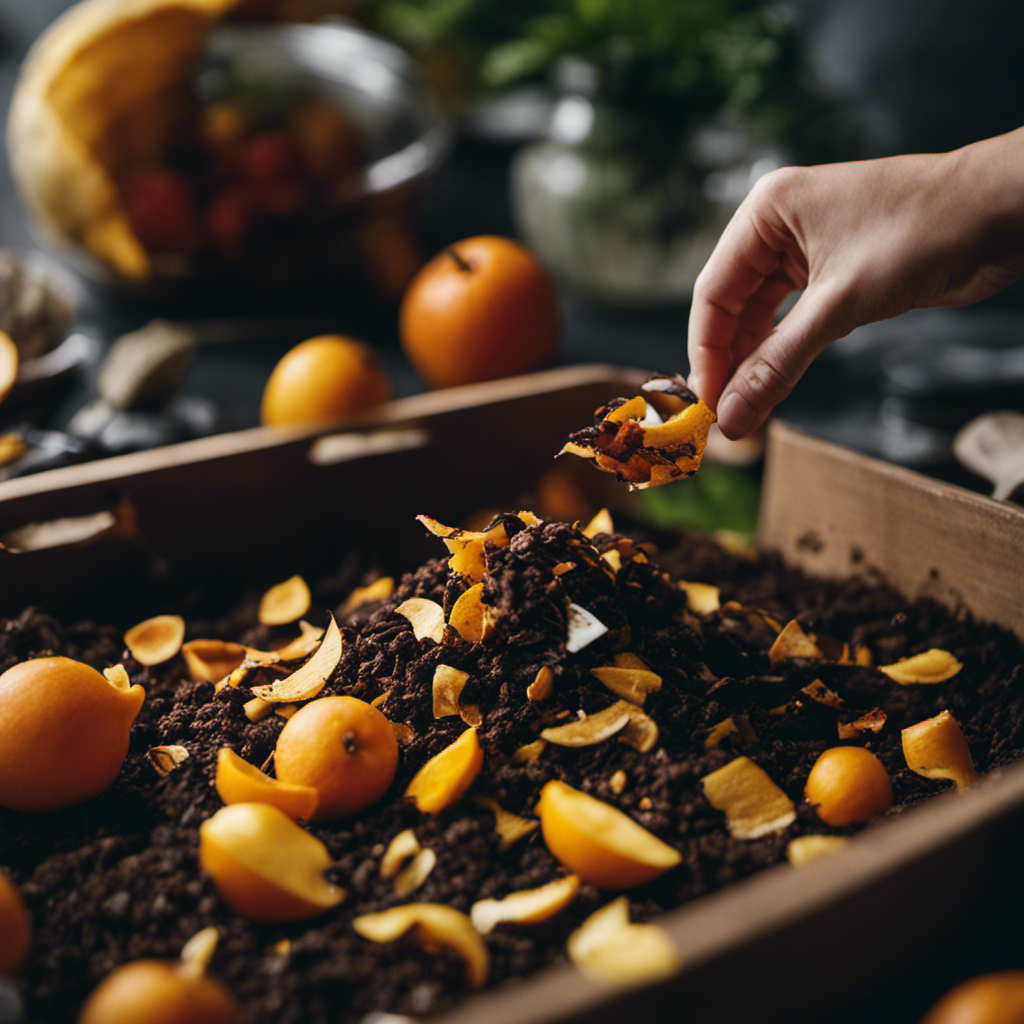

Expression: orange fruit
xmin=0 ymin=869 xmax=30 ymax=976
xmin=260 ymin=335 xmax=391 ymax=427
xmin=399 ymin=235 xmax=561 ymax=388
xmin=536 ymin=780 xmax=681 ymax=890
xmin=274 ymin=696 xmax=398 ymax=819
xmin=921 ymin=972 xmax=1024 ymax=1024
xmin=0 ymin=657 xmax=145 ymax=812
xmin=805 ymin=746 xmax=893 ymax=826
xmin=78 ymin=959 xmax=246 ymax=1024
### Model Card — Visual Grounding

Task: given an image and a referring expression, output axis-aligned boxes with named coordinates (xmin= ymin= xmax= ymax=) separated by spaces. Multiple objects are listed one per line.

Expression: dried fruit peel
xmin=902 ymin=710 xmax=978 ymax=791
xmin=559 ymin=374 xmax=716 ymax=490
xmin=470 ymin=874 xmax=580 ymax=934
xmin=880 ymin=648 xmax=963 ymax=685
xmin=405 ymin=728 xmax=483 ymax=815
xmin=702 ymin=756 xmax=796 ymax=840
xmin=251 ymin=615 xmax=342 ymax=703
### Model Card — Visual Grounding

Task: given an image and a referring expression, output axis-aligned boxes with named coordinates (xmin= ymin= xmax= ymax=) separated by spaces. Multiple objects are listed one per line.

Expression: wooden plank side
xmin=759 ymin=421 xmax=1024 ymax=638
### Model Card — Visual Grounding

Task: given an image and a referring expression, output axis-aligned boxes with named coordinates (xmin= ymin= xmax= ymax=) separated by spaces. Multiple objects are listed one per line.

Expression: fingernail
xmin=718 ymin=392 xmax=758 ymax=439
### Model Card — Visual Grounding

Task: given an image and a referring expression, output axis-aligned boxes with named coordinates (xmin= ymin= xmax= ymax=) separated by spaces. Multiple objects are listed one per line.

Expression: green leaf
xmin=635 ymin=462 xmax=760 ymax=539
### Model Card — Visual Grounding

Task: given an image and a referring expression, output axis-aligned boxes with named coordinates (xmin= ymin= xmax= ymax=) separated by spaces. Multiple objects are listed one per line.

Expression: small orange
xmin=78 ymin=959 xmax=246 ymax=1024
xmin=921 ymin=972 xmax=1024 ymax=1024
xmin=805 ymin=746 xmax=893 ymax=826
xmin=0 ymin=869 xmax=30 ymax=976
xmin=274 ymin=696 xmax=398 ymax=819
xmin=399 ymin=236 xmax=561 ymax=388
xmin=260 ymin=335 xmax=391 ymax=427
xmin=0 ymin=657 xmax=145 ymax=812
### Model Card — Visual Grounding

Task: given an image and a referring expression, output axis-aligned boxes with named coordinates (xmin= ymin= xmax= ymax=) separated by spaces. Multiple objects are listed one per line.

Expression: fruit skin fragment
xmin=395 ymin=597 xmax=446 ymax=643
xmin=405 ymin=727 xmax=484 ymax=815
xmin=541 ymin=705 xmax=631 ymax=747
xmin=590 ymin=653 xmax=662 ymax=705
xmin=902 ymin=710 xmax=978 ymax=791
xmin=565 ymin=603 xmax=608 ymax=653
xmin=251 ymin=614 xmax=342 ymax=703
xmin=259 ymin=575 xmax=312 ymax=626
xmin=880 ymin=648 xmax=963 ymax=684
xmin=448 ymin=583 xmax=493 ymax=642
xmin=470 ymin=874 xmax=580 ymax=934
xmin=182 ymin=640 xmax=247 ymax=683
xmin=474 ymin=796 xmax=538 ymax=851
xmin=124 ymin=614 xmax=185 ymax=666
xmin=768 ymin=620 xmax=823 ymax=663
xmin=567 ymin=897 xmax=680 ymax=986
xmin=537 ymin=780 xmax=681 ymax=890
xmin=702 ymin=756 xmax=796 ymax=839
xmin=215 ymin=747 xmax=319 ymax=821
xmin=199 ymin=802 xmax=344 ymax=923
xmin=787 ymin=835 xmax=850 ymax=866
xmin=432 ymin=664 xmax=470 ymax=717
xmin=353 ymin=904 xmax=489 ymax=988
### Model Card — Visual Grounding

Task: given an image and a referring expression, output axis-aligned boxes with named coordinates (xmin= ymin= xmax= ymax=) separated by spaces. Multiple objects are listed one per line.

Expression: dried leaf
xmin=124 ymin=614 xmax=185 ymax=666
xmin=880 ymin=648 xmax=963 ymax=685
xmin=251 ymin=615 xmax=342 ymax=703
xmin=837 ymin=708 xmax=887 ymax=740
xmin=471 ymin=874 xmax=580 ymax=934
xmin=258 ymin=575 xmax=311 ymax=626
xmin=702 ymin=756 xmax=796 ymax=839
xmin=802 ymin=679 xmax=844 ymax=709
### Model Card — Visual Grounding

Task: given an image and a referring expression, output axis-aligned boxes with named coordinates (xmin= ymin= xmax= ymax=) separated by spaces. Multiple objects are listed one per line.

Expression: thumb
xmin=715 ymin=285 xmax=844 ymax=439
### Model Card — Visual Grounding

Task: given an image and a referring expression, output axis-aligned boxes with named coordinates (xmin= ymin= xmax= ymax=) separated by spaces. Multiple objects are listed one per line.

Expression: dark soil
xmin=2 ymin=516 xmax=1023 ymax=1024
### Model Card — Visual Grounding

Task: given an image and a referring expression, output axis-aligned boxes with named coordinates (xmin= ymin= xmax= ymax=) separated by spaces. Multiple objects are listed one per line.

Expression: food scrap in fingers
xmin=558 ymin=373 xmax=716 ymax=490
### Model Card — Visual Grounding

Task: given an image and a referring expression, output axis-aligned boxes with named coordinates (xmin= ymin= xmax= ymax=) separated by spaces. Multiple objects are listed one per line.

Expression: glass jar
xmin=511 ymin=61 xmax=781 ymax=305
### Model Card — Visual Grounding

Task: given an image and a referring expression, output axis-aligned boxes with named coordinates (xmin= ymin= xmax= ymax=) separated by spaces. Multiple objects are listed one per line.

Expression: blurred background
xmin=0 ymin=0 xmax=1023 ymax=490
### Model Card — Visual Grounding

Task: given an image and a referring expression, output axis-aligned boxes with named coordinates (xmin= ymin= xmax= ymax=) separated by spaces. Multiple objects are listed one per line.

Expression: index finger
xmin=687 ymin=207 xmax=787 ymax=410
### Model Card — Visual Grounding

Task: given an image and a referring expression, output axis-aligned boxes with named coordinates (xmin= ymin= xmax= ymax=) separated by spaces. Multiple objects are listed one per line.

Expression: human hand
xmin=687 ymin=131 xmax=1024 ymax=438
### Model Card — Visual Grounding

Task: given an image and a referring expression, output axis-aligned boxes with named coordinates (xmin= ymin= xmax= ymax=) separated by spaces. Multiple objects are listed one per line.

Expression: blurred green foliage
xmin=635 ymin=461 xmax=761 ymax=539
xmin=370 ymin=0 xmax=853 ymax=162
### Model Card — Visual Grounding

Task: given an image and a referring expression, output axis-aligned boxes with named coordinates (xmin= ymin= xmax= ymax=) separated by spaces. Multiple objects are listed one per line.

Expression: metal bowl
xmin=42 ymin=19 xmax=454 ymax=309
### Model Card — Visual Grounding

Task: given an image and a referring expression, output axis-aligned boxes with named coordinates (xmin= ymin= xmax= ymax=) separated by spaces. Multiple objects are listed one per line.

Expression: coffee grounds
xmin=2 ymin=516 xmax=1023 ymax=1023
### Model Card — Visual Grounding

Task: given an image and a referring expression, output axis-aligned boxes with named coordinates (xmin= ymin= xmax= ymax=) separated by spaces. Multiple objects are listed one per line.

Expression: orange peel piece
xmin=541 ymin=705 xmax=631 ymax=747
xmin=417 ymin=514 xmax=511 ymax=582
xmin=768 ymin=620 xmax=823 ymax=663
xmin=352 ymin=904 xmax=489 ymax=988
xmin=786 ymin=835 xmax=850 ymax=867
xmin=567 ymin=897 xmax=680 ymax=986
xmin=338 ymin=577 xmax=394 ymax=617
xmin=537 ymin=780 xmax=681 ymax=889
xmin=680 ymin=581 xmax=721 ymax=615
xmin=199 ymin=803 xmax=344 ymax=922
xmin=880 ymin=648 xmax=963 ymax=685
xmin=590 ymin=653 xmax=662 ymax=706
xmin=395 ymin=598 xmax=445 ymax=643
xmin=273 ymin=621 xmax=324 ymax=661
xmin=405 ymin=728 xmax=484 ymax=815
xmin=258 ymin=575 xmax=311 ymax=627
xmin=471 ymin=874 xmax=580 ymax=935
xmin=124 ymin=614 xmax=185 ymax=666
xmin=182 ymin=639 xmax=247 ymax=683
xmin=560 ymin=377 xmax=716 ymax=490
xmin=474 ymin=796 xmax=538 ymax=851
xmin=214 ymin=747 xmax=318 ymax=821
xmin=527 ymin=666 xmax=553 ymax=701
xmin=449 ymin=583 xmax=493 ymax=642
xmin=702 ymin=756 xmax=796 ymax=839
xmin=902 ymin=710 xmax=978 ymax=791
xmin=250 ymin=614 xmax=342 ymax=703
xmin=432 ymin=664 xmax=470 ymax=718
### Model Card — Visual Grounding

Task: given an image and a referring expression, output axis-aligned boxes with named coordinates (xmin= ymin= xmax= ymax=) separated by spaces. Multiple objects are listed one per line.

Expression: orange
xmin=78 ymin=959 xmax=246 ymax=1024
xmin=921 ymin=972 xmax=1024 ymax=1024
xmin=0 ymin=657 xmax=145 ymax=812
xmin=805 ymin=746 xmax=893 ymax=826
xmin=260 ymin=335 xmax=391 ymax=427
xmin=399 ymin=236 xmax=561 ymax=388
xmin=274 ymin=696 xmax=398 ymax=819
xmin=0 ymin=869 xmax=30 ymax=976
